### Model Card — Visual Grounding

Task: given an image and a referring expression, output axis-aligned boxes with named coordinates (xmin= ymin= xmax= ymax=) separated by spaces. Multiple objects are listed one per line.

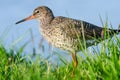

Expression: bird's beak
xmin=16 ymin=15 xmax=35 ymax=24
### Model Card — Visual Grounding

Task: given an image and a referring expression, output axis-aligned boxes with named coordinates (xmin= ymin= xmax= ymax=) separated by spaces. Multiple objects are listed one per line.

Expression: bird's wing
xmin=53 ymin=16 xmax=104 ymax=40
xmin=51 ymin=16 xmax=120 ymax=47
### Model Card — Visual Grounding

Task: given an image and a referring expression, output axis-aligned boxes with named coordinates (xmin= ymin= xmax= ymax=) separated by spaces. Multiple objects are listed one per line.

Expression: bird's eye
xmin=36 ymin=10 xmax=39 ymax=13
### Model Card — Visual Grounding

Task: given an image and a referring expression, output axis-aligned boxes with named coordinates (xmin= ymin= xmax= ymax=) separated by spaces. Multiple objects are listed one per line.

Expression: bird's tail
xmin=101 ymin=28 xmax=120 ymax=38
xmin=111 ymin=29 xmax=120 ymax=33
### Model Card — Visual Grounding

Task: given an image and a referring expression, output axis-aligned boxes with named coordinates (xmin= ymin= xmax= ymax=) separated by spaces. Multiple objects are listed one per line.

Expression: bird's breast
xmin=39 ymin=25 xmax=77 ymax=52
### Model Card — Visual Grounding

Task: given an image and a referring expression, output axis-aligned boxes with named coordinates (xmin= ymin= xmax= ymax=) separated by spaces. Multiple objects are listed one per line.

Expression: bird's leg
xmin=71 ymin=53 xmax=78 ymax=77
xmin=72 ymin=53 xmax=78 ymax=68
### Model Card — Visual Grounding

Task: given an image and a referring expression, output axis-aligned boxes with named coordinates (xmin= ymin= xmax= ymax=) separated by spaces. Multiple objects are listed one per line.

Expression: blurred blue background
xmin=0 ymin=0 xmax=120 ymax=62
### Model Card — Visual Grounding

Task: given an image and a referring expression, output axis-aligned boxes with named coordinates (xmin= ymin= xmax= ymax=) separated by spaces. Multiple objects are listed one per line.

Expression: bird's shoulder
xmin=51 ymin=16 xmax=101 ymax=30
xmin=51 ymin=16 xmax=81 ymax=25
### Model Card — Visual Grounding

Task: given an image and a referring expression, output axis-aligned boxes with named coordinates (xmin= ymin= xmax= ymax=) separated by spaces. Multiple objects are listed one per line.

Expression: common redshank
xmin=16 ymin=6 xmax=120 ymax=68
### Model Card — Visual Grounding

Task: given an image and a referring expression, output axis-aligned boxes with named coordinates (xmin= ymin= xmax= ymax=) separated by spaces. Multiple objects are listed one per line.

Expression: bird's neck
xmin=38 ymin=15 xmax=54 ymax=26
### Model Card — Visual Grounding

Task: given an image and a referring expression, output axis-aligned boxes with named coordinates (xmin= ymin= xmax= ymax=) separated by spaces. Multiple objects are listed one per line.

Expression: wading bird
xmin=16 ymin=6 xmax=120 ymax=68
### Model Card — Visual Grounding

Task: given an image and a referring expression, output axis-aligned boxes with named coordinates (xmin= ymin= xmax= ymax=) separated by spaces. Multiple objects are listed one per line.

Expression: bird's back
xmin=51 ymin=16 xmax=104 ymax=41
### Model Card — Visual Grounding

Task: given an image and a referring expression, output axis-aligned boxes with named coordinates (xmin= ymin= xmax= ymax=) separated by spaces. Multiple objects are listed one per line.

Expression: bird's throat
xmin=38 ymin=15 xmax=54 ymax=26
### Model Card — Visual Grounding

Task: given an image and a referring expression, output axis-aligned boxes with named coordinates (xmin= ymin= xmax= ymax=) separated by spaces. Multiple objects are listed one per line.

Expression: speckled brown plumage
xmin=16 ymin=6 xmax=120 ymax=68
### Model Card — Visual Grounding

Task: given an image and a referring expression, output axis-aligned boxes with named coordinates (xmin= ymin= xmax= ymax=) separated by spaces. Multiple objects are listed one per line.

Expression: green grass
xmin=0 ymin=35 xmax=120 ymax=80
xmin=1 ymin=24 xmax=120 ymax=80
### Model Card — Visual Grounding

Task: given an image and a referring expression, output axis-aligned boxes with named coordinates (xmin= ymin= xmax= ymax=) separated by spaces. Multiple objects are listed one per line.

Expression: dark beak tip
xmin=15 ymin=19 xmax=26 ymax=24
xmin=15 ymin=22 xmax=19 ymax=24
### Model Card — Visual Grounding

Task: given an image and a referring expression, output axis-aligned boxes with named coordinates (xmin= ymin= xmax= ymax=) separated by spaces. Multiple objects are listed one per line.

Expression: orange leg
xmin=72 ymin=53 xmax=78 ymax=68
xmin=71 ymin=53 xmax=78 ymax=77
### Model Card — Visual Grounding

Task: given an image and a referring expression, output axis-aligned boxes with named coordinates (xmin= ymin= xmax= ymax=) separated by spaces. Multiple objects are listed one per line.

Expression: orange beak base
xmin=16 ymin=15 xmax=35 ymax=24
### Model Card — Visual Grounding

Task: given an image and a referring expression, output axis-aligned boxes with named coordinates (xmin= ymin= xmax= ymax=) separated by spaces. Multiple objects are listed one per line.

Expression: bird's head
xmin=16 ymin=6 xmax=54 ymax=24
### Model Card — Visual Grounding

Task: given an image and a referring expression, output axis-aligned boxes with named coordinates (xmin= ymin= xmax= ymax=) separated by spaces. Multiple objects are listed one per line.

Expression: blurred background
xmin=0 ymin=0 xmax=120 ymax=63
